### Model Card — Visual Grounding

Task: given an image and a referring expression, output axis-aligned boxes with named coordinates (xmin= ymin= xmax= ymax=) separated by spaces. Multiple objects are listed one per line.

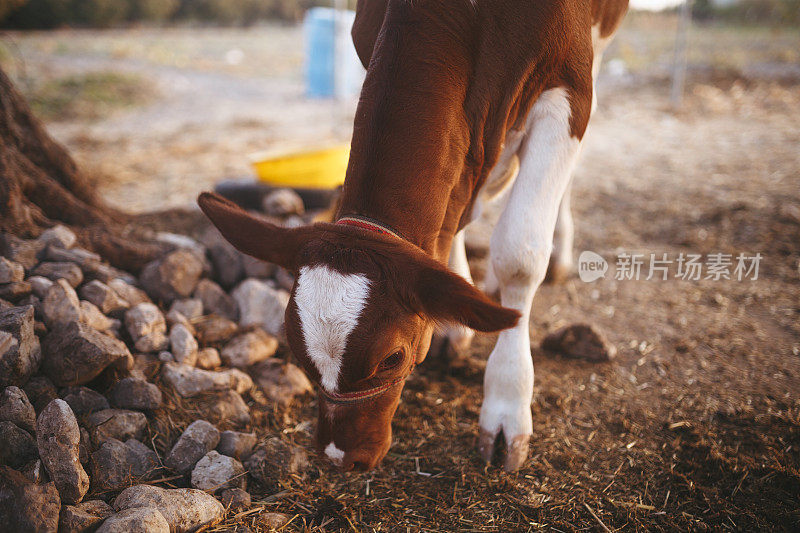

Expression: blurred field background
xmin=0 ymin=2 xmax=798 ymax=212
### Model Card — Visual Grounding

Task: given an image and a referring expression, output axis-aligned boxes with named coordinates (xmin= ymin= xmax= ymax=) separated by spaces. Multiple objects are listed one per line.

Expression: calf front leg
xmin=479 ymin=87 xmax=585 ymax=472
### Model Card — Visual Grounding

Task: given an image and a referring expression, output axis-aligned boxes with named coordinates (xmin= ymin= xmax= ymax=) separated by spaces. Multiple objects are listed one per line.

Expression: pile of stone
xmin=0 ymin=191 xmax=315 ymax=533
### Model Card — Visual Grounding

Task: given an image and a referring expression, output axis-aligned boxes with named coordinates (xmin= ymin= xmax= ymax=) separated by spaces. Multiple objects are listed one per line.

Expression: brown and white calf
xmin=200 ymin=0 xmax=628 ymax=472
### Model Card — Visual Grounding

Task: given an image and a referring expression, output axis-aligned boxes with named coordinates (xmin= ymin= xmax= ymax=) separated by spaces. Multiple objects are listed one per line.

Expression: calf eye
xmin=380 ymin=351 xmax=404 ymax=370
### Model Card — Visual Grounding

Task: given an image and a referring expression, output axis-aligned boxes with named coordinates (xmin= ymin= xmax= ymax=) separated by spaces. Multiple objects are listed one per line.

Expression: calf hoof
xmin=478 ymin=428 xmax=531 ymax=473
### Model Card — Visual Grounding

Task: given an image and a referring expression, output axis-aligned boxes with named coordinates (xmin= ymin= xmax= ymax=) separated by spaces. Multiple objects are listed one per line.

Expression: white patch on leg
xmin=324 ymin=442 xmax=345 ymax=466
xmin=295 ymin=265 xmax=371 ymax=392
xmin=480 ymin=87 xmax=584 ymax=470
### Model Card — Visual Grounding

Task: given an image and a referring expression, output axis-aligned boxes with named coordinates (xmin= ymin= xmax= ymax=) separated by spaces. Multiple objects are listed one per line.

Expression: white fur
xmin=324 ymin=442 xmax=345 ymax=466
xmin=445 ymin=230 xmax=475 ymax=351
xmin=591 ymin=24 xmax=611 ymax=113
xmin=480 ymin=87 xmax=583 ymax=453
xmin=295 ymin=265 xmax=371 ymax=392
xmin=550 ymin=179 xmax=575 ymax=274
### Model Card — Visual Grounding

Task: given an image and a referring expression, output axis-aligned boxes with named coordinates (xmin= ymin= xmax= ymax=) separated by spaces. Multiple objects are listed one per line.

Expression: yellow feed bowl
xmin=250 ymin=145 xmax=349 ymax=189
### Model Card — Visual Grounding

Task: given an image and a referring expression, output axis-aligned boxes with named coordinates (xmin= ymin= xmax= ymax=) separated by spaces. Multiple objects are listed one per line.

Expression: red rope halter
xmin=336 ymin=215 xmax=404 ymax=241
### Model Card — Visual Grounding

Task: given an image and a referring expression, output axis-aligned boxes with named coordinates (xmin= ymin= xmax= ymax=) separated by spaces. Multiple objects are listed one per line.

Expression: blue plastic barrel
xmin=305 ymin=8 xmax=363 ymax=98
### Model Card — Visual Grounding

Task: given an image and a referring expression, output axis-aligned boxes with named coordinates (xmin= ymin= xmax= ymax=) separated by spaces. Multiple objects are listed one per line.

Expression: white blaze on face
xmin=295 ymin=264 xmax=371 ymax=392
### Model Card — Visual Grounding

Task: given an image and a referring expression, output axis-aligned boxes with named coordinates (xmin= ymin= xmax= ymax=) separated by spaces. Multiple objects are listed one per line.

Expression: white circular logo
xmin=578 ymin=251 xmax=608 ymax=282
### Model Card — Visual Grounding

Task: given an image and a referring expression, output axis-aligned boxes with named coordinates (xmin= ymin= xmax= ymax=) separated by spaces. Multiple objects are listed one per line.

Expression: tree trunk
xmin=0 ymin=66 xmax=165 ymax=272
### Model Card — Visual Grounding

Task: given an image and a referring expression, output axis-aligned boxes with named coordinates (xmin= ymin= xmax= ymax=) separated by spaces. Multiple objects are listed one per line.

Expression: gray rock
xmin=44 ymin=246 xmax=101 ymax=272
xmin=124 ymin=303 xmax=166 ymax=342
xmin=196 ymin=347 xmax=221 ymax=370
xmin=1 ymin=234 xmax=44 ymax=269
xmin=168 ymin=298 xmax=203 ymax=320
xmin=263 ymin=513 xmax=291 ymax=529
xmin=97 ymin=507 xmax=170 ymax=533
xmin=79 ymin=427 xmax=91 ymax=466
xmin=541 ymin=323 xmax=617 ymax=362
xmin=113 ymin=484 xmax=224 ymax=533
xmin=60 ymin=386 xmax=110 ymax=416
xmin=23 ymin=375 xmax=57 ymax=412
xmin=217 ymin=430 xmax=257 ymax=460
xmin=283 ymin=215 xmax=305 ymax=228
xmin=164 ymin=420 xmax=220 ymax=474
xmin=79 ymin=301 xmax=118 ymax=332
xmin=85 ymin=409 xmax=147 ymax=444
xmin=0 ymin=280 xmax=32 ymax=301
xmin=261 ymin=188 xmax=304 ymax=217
xmin=275 ymin=267 xmax=295 ymax=292
xmin=28 ymin=275 xmax=54 ymax=298
xmin=0 ymin=257 xmax=24 ymax=284
xmin=245 ymin=438 xmax=309 ymax=487
xmin=165 ymin=312 xmax=194 ymax=338
xmin=31 ymin=262 xmax=84 ymax=288
xmin=0 ymin=385 xmax=36 ymax=432
xmin=169 ymin=323 xmax=198 ymax=366
xmin=79 ymin=280 xmax=130 ymax=315
xmin=135 ymin=331 xmax=169 ymax=353
xmin=42 ymin=278 xmax=82 ymax=327
xmin=250 ymin=359 xmax=313 ymax=405
xmin=0 ymin=305 xmax=42 ymax=387
xmin=0 ymin=421 xmax=38 ymax=468
xmin=58 ymin=499 xmax=114 ymax=533
xmin=241 ymin=254 xmax=276 ymax=279
xmin=0 ymin=465 xmax=61 ymax=533
xmin=90 ymin=438 xmax=159 ymax=492
xmin=199 ymin=390 xmax=251 ymax=427
xmin=125 ymin=303 xmax=168 ymax=353
xmin=45 ymin=248 xmax=135 ymax=287
xmin=108 ymin=377 xmax=162 ymax=410
xmin=36 ymin=399 xmax=90 ymax=504
xmin=190 ymin=450 xmax=245 ymax=493
xmin=37 ymin=225 xmax=77 ymax=249
xmin=42 ymin=321 xmax=131 ymax=386
xmin=161 ymin=362 xmax=253 ymax=398
xmin=107 ymin=279 xmax=150 ymax=306
xmin=154 ymin=233 xmax=207 ymax=260
xmin=139 ymin=250 xmax=204 ymax=304
xmin=220 ymin=487 xmax=251 ymax=510
xmin=194 ymin=279 xmax=237 ymax=320
xmin=20 ymin=458 xmax=46 ymax=484
xmin=16 ymin=293 xmax=41 ymax=315
xmin=221 ymin=329 xmax=277 ymax=368
xmin=231 ymin=279 xmax=289 ymax=337
xmin=208 ymin=241 xmax=244 ymax=289
xmin=194 ymin=315 xmax=238 ymax=344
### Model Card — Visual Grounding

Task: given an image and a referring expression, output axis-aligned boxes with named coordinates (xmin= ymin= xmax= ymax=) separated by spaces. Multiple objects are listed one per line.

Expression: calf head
xmin=199 ymin=193 xmax=519 ymax=470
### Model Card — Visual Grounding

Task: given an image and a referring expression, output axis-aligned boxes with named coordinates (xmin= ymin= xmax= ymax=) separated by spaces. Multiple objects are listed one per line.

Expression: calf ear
xmin=411 ymin=263 xmax=520 ymax=333
xmin=198 ymin=192 xmax=312 ymax=271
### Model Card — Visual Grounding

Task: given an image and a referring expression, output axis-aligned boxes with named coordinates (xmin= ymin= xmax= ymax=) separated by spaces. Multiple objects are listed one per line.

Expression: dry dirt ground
xmin=3 ymin=14 xmax=800 ymax=532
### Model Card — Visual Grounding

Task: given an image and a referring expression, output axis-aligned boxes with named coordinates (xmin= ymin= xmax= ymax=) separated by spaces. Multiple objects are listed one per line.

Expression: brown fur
xmin=200 ymin=0 xmax=627 ymax=471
